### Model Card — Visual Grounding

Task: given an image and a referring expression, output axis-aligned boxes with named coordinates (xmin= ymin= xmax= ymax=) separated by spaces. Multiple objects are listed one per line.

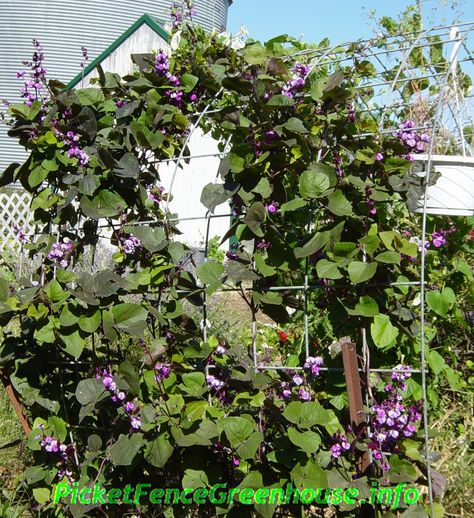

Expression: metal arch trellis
xmin=3 ymin=20 xmax=473 ymax=517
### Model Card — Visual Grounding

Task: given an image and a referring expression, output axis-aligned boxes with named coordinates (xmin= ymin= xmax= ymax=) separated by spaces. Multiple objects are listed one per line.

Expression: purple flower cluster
xmin=431 ymin=227 xmax=455 ymax=248
xmin=80 ymin=46 xmax=88 ymax=69
xmin=170 ymin=2 xmax=184 ymax=30
xmin=280 ymin=368 xmax=323 ymax=401
xmin=247 ymin=127 xmax=279 ymax=156
xmin=333 ymin=151 xmax=343 ymax=177
xmin=40 ymin=435 xmax=74 ymax=459
xmin=395 ymin=120 xmax=430 ymax=160
xmin=47 ymin=238 xmax=73 ymax=268
xmin=365 ymin=186 xmax=377 ymax=216
xmin=368 ymin=366 xmax=422 ymax=469
xmin=64 ymin=130 xmax=89 ymax=165
xmin=282 ymin=62 xmax=310 ymax=98
xmin=17 ymin=39 xmax=47 ymax=107
xmin=206 ymin=373 xmax=225 ymax=391
xmin=348 ymin=104 xmax=356 ymax=123
xmin=155 ymin=363 xmax=172 ymax=382
xmin=96 ymin=368 xmax=141 ymax=430
xmin=169 ymin=1 xmax=196 ymax=30
xmin=225 ymin=242 xmax=241 ymax=262
xmin=330 ymin=433 xmax=351 ymax=459
xmin=155 ymin=50 xmax=170 ymax=75
xmin=13 ymin=223 xmax=27 ymax=242
xmin=154 ymin=49 xmax=197 ymax=108
xmin=304 ymin=356 xmax=323 ymax=377
xmin=35 ymin=424 xmax=76 ymax=480
xmin=121 ymin=235 xmax=141 ymax=254
xmin=166 ymin=89 xmax=184 ymax=107
xmin=148 ymin=185 xmax=165 ymax=205
xmin=131 ymin=416 xmax=142 ymax=429
xmin=256 ymin=239 xmax=271 ymax=251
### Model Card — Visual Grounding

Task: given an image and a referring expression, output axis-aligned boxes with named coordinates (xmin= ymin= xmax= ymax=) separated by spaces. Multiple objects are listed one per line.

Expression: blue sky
xmin=227 ymin=0 xmax=474 ymax=43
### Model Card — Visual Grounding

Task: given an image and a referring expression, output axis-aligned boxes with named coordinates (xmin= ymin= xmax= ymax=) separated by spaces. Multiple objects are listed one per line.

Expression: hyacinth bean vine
xmin=0 ymin=9 xmax=473 ymax=518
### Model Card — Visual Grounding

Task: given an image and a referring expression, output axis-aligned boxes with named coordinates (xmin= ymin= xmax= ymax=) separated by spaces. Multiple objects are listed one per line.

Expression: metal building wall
xmin=0 ymin=0 xmax=232 ymax=174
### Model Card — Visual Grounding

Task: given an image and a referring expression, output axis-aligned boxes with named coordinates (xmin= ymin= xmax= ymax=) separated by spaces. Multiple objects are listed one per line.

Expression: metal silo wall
xmin=0 ymin=0 xmax=231 ymax=174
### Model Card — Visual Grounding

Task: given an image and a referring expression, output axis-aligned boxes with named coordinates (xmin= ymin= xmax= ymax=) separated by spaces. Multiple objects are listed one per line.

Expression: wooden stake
xmin=0 ymin=370 xmax=31 ymax=435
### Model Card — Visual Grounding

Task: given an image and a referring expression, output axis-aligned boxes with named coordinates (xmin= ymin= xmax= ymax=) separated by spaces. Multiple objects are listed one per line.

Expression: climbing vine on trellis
xmin=0 ymin=10 xmax=472 ymax=517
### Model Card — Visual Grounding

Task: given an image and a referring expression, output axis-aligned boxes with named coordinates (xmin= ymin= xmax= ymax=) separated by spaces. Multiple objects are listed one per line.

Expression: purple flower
xmin=391 ymin=364 xmax=412 ymax=382
xmin=256 ymin=239 xmax=271 ymax=250
xmin=298 ymin=388 xmax=311 ymax=401
xmin=330 ymin=434 xmax=351 ymax=459
xmin=13 ymin=223 xmax=27 ymax=242
xmin=292 ymin=374 xmax=304 ymax=386
xmin=375 ymin=152 xmax=384 ymax=161
xmin=131 ymin=416 xmax=141 ymax=429
xmin=154 ymin=363 xmax=171 ymax=381
xmin=431 ymin=231 xmax=446 ymax=248
xmin=304 ymin=356 xmax=323 ymax=377
xmin=124 ymin=402 xmax=135 ymax=413
xmin=166 ymin=89 xmax=183 ymax=107
xmin=48 ymin=238 xmax=73 ymax=266
xmin=331 ymin=443 xmax=343 ymax=458
xmin=102 ymin=375 xmax=116 ymax=391
xmin=264 ymin=130 xmax=277 ymax=144
xmin=16 ymin=70 xmax=25 ymax=79
xmin=348 ymin=104 xmax=356 ymax=123
xmin=265 ymin=201 xmax=279 ymax=214
xmin=166 ymin=73 xmax=181 ymax=87
xmin=281 ymin=62 xmax=309 ymax=97
xmin=189 ymin=92 xmax=199 ymax=103
xmin=216 ymin=344 xmax=226 ymax=355
xmin=116 ymin=99 xmax=127 ymax=108
xmin=155 ymin=50 xmax=170 ymax=75
xmin=122 ymin=235 xmax=141 ymax=254
xmin=368 ymin=374 xmax=422 ymax=468
xmin=206 ymin=374 xmax=225 ymax=391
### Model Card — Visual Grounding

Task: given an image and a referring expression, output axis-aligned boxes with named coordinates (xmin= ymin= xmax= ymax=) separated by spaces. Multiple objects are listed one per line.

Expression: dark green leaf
xmin=371 ymin=314 xmax=399 ymax=349
xmin=348 ymin=261 xmax=377 ymax=284
xmin=244 ymin=202 xmax=266 ymax=237
xmin=299 ymin=170 xmax=330 ymax=199
xmin=109 ymin=434 xmax=144 ymax=466
xmin=327 ymin=191 xmax=352 ymax=216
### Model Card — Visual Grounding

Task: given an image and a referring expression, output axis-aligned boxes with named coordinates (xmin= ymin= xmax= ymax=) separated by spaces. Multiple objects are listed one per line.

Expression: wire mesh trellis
xmin=3 ymin=20 xmax=473 ymax=517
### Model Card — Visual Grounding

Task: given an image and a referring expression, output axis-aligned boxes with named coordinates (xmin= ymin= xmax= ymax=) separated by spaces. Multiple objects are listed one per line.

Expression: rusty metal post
xmin=341 ymin=341 xmax=371 ymax=473
xmin=0 ymin=370 xmax=31 ymax=435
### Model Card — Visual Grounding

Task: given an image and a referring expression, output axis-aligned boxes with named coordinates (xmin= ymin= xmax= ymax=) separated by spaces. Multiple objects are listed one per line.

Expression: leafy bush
xmin=0 ymin=8 xmax=472 ymax=517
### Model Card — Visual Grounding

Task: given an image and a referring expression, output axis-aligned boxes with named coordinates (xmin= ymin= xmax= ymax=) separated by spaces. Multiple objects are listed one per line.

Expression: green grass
xmin=0 ymin=386 xmax=24 ymax=471
xmin=433 ymin=393 xmax=474 ymax=517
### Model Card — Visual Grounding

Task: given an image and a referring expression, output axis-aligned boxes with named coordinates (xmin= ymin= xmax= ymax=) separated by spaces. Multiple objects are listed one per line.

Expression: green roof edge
xmin=66 ymin=13 xmax=169 ymax=90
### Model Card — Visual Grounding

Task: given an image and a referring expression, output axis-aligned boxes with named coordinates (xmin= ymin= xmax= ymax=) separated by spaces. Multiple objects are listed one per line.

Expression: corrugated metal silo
xmin=0 ymin=0 xmax=233 ymax=174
